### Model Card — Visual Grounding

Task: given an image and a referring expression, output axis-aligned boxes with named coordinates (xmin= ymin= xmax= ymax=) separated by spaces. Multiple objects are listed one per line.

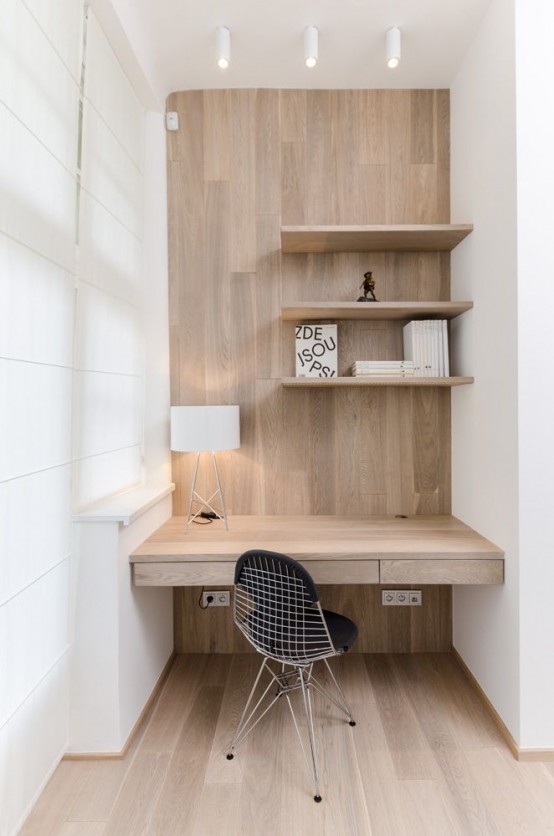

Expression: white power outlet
xmin=202 ymin=590 xmax=230 ymax=607
xmin=381 ymin=590 xmax=423 ymax=606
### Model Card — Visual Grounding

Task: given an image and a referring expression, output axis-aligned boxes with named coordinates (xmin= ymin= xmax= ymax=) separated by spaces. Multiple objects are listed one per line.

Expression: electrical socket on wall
xmin=381 ymin=590 xmax=422 ymax=606
xmin=202 ymin=590 xmax=230 ymax=607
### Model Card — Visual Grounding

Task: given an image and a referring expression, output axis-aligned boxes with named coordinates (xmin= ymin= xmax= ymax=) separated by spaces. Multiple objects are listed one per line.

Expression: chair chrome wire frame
xmin=228 ymin=586 xmax=355 ymax=801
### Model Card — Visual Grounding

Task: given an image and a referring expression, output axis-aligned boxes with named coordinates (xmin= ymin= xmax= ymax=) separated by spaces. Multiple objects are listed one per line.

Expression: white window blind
xmin=73 ymin=10 xmax=146 ymax=509
xmin=0 ymin=0 xmax=81 ymax=831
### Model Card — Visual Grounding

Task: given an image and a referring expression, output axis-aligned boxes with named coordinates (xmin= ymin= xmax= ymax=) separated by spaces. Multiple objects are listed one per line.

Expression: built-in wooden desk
xmin=131 ymin=515 xmax=504 ymax=587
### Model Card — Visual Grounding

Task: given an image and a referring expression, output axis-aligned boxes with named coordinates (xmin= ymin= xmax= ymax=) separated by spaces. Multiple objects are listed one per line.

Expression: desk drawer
xmin=133 ymin=562 xmax=234 ymax=586
xmin=306 ymin=560 xmax=379 ymax=584
xmin=380 ymin=559 xmax=504 ymax=585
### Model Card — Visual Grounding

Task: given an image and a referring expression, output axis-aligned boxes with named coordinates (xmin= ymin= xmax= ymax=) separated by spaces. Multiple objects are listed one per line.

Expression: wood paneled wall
xmin=167 ymin=89 xmax=453 ymax=652
xmin=167 ymin=89 xmax=451 ymax=518
xmin=174 ymin=584 xmax=452 ymax=654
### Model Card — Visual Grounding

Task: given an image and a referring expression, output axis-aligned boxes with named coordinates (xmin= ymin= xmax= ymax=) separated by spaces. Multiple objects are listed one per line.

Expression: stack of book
xmin=402 ymin=320 xmax=450 ymax=377
xmin=351 ymin=360 xmax=416 ymax=377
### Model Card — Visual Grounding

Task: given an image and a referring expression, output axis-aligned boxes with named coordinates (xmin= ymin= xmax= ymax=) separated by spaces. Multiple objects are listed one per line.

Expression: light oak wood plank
xmin=255 ymin=90 xmax=280 ymax=214
xmin=103 ymin=752 xmax=171 ymax=836
xmin=255 ymin=215 xmax=282 ymax=380
xmin=149 ymin=686 xmax=225 ymax=834
xmin=358 ymin=90 xmax=385 ymax=166
xmin=410 ymin=90 xmax=436 ymax=165
xmin=365 ymin=655 xmax=441 ymax=781
xmin=59 ymin=825 xmax=106 ymax=836
xmin=280 ymin=89 xmax=307 ymax=142
xmin=385 ymin=91 xmax=411 ymax=223
xmin=281 ymin=141 xmax=307 ymax=225
xmin=436 ymin=89 xmax=451 ymax=223
xmin=230 ymin=90 xmax=256 ymax=272
xmin=203 ymin=90 xmax=231 ymax=181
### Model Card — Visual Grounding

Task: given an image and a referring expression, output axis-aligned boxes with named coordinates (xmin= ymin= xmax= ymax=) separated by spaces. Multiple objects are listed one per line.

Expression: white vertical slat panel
xmin=22 ymin=0 xmax=83 ymax=80
xmin=0 ymin=105 xmax=77 ymax=272
xmin=73 ymin=447 xmax=143 ymax=511
xmin=0 ymin=561 xmax=70 ymax=728
xmin=0 ymin=360 xmax=73 ymax=482
xmin=80 ymin=102 xmax=143 ymax=238
xmin=0 ymin=236 xmax=74 ymax=367
xmin=74 ymin=9 xmax=146 ymax=506
xmin=0 ymin=655 xmax=69 ymax=835
xmin=78 ymin=191 xmax=142 ymax=305
xmin=73 ymin=372 xmax=143 ymax=460
xmin=84 ymin=13 xmax=144 ymax=170
xmin=0 ymin=0 xmax=80 ymax=172
xmin=0 ymin=466 xmax=72 ymax=606
xmin=74 ymin=283 xmax=143 ymax=376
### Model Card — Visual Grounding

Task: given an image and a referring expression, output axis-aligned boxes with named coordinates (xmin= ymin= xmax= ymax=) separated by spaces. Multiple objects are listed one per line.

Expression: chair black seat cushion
xmin=322 ymin=610 xmax=358 ymax=652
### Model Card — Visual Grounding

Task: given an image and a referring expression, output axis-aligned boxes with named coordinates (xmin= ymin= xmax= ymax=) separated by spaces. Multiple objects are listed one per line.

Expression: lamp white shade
xmin=304 ymin=26 xmax=318 ymax=68
xmin=386 ymin=26 xmax=401 ymax=68
xmin=216 ymin=26 xmax=231 ymax=68
xmin=171 ymin=405 xmax=240 ymax=452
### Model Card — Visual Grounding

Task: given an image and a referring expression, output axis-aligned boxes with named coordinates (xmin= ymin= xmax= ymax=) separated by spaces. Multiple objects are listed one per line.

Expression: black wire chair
xmin=226 ymin=549 xmax=358 ymax=802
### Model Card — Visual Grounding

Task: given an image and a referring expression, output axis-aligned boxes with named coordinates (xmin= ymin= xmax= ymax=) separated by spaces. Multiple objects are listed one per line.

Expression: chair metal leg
xmin=227 ymin=657 xmax=278 ymax=758
xmin=309 ymin=658 xmax=356 ymax=726
xmin=227 ymin=657 xmax=353 ymax=801
xmin=299 ymin=667 xmax=322 ymax=802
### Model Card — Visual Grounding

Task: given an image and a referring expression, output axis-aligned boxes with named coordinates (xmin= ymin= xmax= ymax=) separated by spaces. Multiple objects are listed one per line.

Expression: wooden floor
xmin=22 ymin=654 xmax=554 ymax=836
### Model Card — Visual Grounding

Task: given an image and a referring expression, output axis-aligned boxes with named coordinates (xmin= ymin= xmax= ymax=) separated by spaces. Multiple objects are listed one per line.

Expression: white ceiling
xmin=126 ymin=0 xmax=492 ymax=98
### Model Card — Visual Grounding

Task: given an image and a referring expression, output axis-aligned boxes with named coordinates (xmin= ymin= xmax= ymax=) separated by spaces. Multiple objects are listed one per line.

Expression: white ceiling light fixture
xmin=386 ymin=26 xmax=401 ymax=69
xmin=216 ymin=26 xmax=231 ymax=69
xmin=304 ymin=25 xmax=318 ymax=68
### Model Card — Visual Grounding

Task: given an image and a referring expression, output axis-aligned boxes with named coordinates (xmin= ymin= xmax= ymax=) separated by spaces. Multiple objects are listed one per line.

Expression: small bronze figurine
xmin=357 ymin=270 xmax=378 ymax=302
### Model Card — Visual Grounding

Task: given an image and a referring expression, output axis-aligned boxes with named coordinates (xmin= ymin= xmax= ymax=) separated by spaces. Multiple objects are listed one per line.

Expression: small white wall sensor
xmin=165 ymin=112 xmax=179 ymax=131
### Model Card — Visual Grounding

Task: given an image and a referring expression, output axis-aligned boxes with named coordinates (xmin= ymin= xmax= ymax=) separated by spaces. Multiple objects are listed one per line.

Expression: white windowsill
xmin=73 ymin=483 xmax=175 ymax=526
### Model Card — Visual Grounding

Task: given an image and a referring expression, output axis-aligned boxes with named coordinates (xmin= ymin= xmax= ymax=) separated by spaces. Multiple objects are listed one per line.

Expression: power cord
xmin=198 ymin=587 xmax=215 ymax=609
xmin=192 ymin=511 xmax=218 ymax=526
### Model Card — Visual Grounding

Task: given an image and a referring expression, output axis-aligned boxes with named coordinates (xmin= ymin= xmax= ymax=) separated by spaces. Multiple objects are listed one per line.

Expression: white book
xmin=352 ymin=360 xmax=415 ymax=369
xmin=432 ymin=320 xmax=441 ymax=376
xmin=353 ymin=368 xmax=415 ymax=376
xmin=423 ymin=321 xmax=431 ymax=377
xmin=442 ymin=319 xmax=450 ymax=376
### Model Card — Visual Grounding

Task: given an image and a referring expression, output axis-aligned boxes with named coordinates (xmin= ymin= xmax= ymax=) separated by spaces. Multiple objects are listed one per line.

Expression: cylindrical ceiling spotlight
xmin=386 ymin=26 xmax=401 ymax=69
xmin=216 ymin=26 xmax=231 ymax=69
xmin=304 ymin=25 xmax=318 ymax=68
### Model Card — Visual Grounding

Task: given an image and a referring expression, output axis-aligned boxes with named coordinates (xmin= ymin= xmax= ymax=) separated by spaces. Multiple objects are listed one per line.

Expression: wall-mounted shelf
xmin=281 ymin=301 xmax=473 ymax=321
xmin=282 ymin=376 xmax=474 ymax=388
xmin=281 ymin=224 xmax=473 ymax=254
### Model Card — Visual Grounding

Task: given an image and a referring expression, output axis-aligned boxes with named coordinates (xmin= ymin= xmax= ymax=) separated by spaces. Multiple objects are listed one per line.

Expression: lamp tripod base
xmin=185 ymin=451 xmax=229 ymax=533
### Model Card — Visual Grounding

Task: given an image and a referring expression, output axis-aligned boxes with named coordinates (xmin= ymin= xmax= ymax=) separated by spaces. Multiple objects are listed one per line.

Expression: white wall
xmin=70 ymin=497 xmax=173 ymax=753
xmin=515 ymin=0 xmax=554 ymax=748
xmin=450 ymin=0 xmax=521 ymax=740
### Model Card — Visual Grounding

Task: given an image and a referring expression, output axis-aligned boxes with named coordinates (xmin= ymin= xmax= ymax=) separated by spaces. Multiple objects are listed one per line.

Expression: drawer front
xmin=133 ymin=562 xmax=234 ymax=586
xmin=379 ymin=559 xmax=504 ymax=585
xmin=305 ymin=560 xmax=379 ymax=584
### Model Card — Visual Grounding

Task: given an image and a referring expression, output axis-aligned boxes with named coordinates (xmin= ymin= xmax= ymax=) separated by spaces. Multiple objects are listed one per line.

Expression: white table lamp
xmin=170 ymin=405 xmax=240 ymax=532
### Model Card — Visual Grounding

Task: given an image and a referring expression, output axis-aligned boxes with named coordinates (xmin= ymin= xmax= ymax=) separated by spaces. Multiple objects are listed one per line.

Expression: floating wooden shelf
xmin=281 ymin=301 xmax=473 ymax=321
xmin=282 ymin=376 xmax=474 ymax=388
xmin=281 ymin=224 xmax=474 ymax=254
